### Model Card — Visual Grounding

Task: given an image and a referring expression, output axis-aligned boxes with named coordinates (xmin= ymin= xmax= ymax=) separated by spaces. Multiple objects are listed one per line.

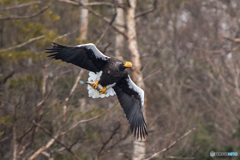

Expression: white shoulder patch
xmin=87 ymin=71 xmax=116 ymax=98
xmin=76 ymin=43 xmax=110 ymax=60
xmin=126 ymin=76 xmax=144 ymax=107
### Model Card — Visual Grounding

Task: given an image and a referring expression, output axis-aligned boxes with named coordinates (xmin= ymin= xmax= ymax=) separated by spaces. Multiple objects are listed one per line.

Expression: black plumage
xmin=46 ymin=42 xmax=147 ymax=139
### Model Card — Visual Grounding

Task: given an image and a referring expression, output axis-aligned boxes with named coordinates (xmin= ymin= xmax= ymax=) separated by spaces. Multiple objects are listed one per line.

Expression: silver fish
xmin=79 ymin=80 xmax=103 ymax=91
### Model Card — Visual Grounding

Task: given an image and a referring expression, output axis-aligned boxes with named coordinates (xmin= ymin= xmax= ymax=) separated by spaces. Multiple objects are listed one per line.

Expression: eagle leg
xmin=99 ymin=87 xmax=107 ymax=95
xmin=91 ymin=81 xmax=99 ymax=89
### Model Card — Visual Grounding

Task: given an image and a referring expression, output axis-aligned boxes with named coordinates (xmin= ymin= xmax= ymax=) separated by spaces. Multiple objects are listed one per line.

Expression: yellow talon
xmin=91 ymin=81 xmax=99 ymax=89
xmin=99 ymin=87 xmax=107 ymax=95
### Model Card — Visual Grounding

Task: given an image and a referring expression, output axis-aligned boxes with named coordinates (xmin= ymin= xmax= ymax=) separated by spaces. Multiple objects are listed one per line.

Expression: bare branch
xmin=135 ymin=0 xmax=157 ymax=19
xmin=97 ymin=123 xmax=121 ymax=158
xmin=145 ymin=127 xmax=196 ymax=160
xmin=19 ymin=127 xmax=37 ymax=155
xmin=82 ymin=2 xmax=114 ymax=7
xmin=33 ymin=122 xmax=81 ymax=160
xmin=28 ymin=131 xmax=61 ymax=160
xmin=86 ymin=7 xmax=129 ymax=39
xmin=0 ymin=71 xmax=14 ymax=84
xmin=63 ymin=69 xmax=84 ymax=122
xmin=0 ymin=2 xmax=52 ymax=20
xmin=220 ymin=34 xmax=240 ymax=43
xmin=58 ymin=0 xmax=129 ymax=39
xmin=61 ymin=102 xmax=119 ymax=135
xmin=0 ymin=1 xmax=41 ymax=10
xmin=29 ymin=103 xmax=118 ymax=159
xmin=96 ymin=12 xmax=117 ymax=45
xmin=53 ymin=28 xmax=79 ymax=42
xmin=0 ymin=35 xmax=45 ymax=53
xmin=0 ymin=134 xmax=13 ymax=145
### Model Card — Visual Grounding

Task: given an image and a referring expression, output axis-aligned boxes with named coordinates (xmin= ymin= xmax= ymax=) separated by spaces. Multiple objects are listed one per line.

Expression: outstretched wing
xmin=113 ymin=75 xmax=147 ymax=139
xmin=46 ymin=43 xmax=110 ymax=73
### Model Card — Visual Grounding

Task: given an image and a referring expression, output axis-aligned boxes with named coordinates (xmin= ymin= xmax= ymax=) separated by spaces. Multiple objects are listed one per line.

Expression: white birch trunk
xmin=127 ymin=0 xmax=147 ymax=159
xmin=79 ymin=0 xmax=88 ymax=111
xmin=80 ymin=0 xmax=88 ymax=42
xmin=115 ymin=0 xmax=125 ymax=60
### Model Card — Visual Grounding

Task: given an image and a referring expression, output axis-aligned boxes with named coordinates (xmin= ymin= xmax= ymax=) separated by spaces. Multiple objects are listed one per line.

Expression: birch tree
xmin=127 ymin=0 xmax=147 ymax=159
xmin=80 ymin=0 xmax=89 ymax=42
xmin=114 ymin=0 xmax=124 ymax=60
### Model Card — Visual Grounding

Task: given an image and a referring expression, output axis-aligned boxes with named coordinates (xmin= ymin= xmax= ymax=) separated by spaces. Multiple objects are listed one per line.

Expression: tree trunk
xmin=13 ymin=123 xmax=18 ymax=160
xmin=80 ymin=0 xmax=88 ymax=42
xmin=114 ymin=0 xmax=125 ymax=60
xmin=127 ymin=0 xmax=147 ymax=159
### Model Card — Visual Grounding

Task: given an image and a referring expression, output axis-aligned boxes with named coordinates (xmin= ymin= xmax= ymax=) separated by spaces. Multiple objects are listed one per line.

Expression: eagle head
xmin=119 ymin=61 xmax=132 ymax=71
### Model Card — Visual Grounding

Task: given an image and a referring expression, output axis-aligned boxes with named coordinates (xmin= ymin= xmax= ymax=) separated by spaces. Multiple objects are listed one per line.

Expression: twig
xmin=220 ymin=34 xmax=240 ymax=43
xmin=28 ymin=131 xmax=61 ymax=160
xmin=96 ymin=12 xmax=117 ymax=45
xmin=63 ymin=69 xmax=84 ymax=122
xmin=29 ymin=103 xmax=118 ymax=159
xmin=19 ymin=127 xmax=37 ymax=155
xmin=34 ymin=122 xmax=81 ymax=160
xmin=96 ymin=123 xmax=121 ymax=158
xmin=53 ymin=28 xmax=80 ymax=42
xmin=87 ymin=7 xmax=128 ymax=39
xmin=81 ymin=2 xmax=114 ymax=7
xmin=1 ymin=71 xmax=14 ymax=84
xmin=145 ymin=127 xmax=196 ymax=160
xmin=0 ymin=2 xmax=52 ymax=20
xmin=58 ymin=0 xmax=128 ymax=39
xmin=135 ymin=0 xmax=157 ymax=19
xmin=0 ymin=35 xmax=45 ymax=53
xmin=0 ymin=134 xmax=13 ymax=145
xmin=61 ymin=102 xmax=119 ymax=135
xmin=0 ymin=1 xmax=41 ymax=10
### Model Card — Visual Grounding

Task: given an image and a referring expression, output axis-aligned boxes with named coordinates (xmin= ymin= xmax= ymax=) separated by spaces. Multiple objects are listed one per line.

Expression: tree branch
xmin=96 ymin=12 xmax=117 ymax=45
xmin=0 ymin=1 xmax=41 ymax=10
xmin=135 ymin=0 xmax=157 ymax=19
xmin=97 ymin=123 xmax=121 ymax=158
xmin=0 ymin=35 xmax=45 ymax=53
xmin=53 ymin=28 xmax=79 ymax=42
xmin=63 ymin=69 xmax=84 ymax=122
xmin=0 ymin=2 xmax=52 ymax=20
xmin=220 ymin=34 xmax=240 ymax=43
xmin=58 ymin=0 xmax=129 ymax=39
xmin=61 ymin=102 xmax=119 ymax=135
xmin=145 ymin=127 xmax=196 ymax=160
xmin=29 ymin=103 xmax=118 ymax=159
xmin=33 ymin=122 xmax=81 ymax=160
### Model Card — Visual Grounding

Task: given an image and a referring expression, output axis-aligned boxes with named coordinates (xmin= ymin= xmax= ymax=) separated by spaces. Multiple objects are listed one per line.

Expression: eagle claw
xmin=91 ymin=81 xmax=99 ymax=89
xmin=99 ymin=87 xmax=107 ymax=95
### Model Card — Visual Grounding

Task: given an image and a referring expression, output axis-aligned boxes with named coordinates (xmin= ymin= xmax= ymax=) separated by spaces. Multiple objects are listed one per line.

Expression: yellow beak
xmin=124 ymin=62 xmax=132 ymax=68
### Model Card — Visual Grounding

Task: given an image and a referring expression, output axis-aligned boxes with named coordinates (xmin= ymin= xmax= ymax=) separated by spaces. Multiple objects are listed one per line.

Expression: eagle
xmin=46 ymin=43 xmax=147 ymax=139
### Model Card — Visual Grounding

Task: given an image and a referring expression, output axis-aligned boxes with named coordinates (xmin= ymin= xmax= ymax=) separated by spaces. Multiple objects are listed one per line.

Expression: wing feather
xmin=113 ymin=76 xmax=147 ymax=139
xmin=46 ymin=43 xmax=109 ymax=72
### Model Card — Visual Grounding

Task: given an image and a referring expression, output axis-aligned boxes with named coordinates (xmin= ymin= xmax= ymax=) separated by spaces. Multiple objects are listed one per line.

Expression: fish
xmin=79 ymin=80 xmax=104 ymax=91
xmin=79 ymin=80 xmax=116 ymax=98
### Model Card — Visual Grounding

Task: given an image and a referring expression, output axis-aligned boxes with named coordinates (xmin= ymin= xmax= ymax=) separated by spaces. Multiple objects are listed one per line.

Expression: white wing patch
xmin=126 ymin=76 xmax=144 ymax=107
xmin=87 ymin=71 xmax=116 ymax=98
xmin=76 ymin=43 xmax=110 ymax=60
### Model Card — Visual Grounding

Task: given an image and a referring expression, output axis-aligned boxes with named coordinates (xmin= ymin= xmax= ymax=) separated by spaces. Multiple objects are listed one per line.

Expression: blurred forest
xmin=1 ymin=0 xmax=240 ymax=159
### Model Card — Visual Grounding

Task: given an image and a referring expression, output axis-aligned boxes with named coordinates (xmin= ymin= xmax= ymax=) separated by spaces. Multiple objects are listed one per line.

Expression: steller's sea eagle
xmin=46 ymin=43 xmax=147 ymax=139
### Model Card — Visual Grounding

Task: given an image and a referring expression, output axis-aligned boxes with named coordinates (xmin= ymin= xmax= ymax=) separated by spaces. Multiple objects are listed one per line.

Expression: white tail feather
xmin=87 ymin=71 xmax=116 ymax=98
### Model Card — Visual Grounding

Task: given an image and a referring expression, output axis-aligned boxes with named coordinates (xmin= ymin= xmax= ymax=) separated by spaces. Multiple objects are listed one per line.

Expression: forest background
xmin=0 ymin=0 xmax=240 ymax=160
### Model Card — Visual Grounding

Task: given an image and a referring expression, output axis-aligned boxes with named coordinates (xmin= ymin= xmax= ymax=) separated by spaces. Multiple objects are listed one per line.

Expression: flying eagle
xmin=46 ymin=43 xmax=147 ymax=139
